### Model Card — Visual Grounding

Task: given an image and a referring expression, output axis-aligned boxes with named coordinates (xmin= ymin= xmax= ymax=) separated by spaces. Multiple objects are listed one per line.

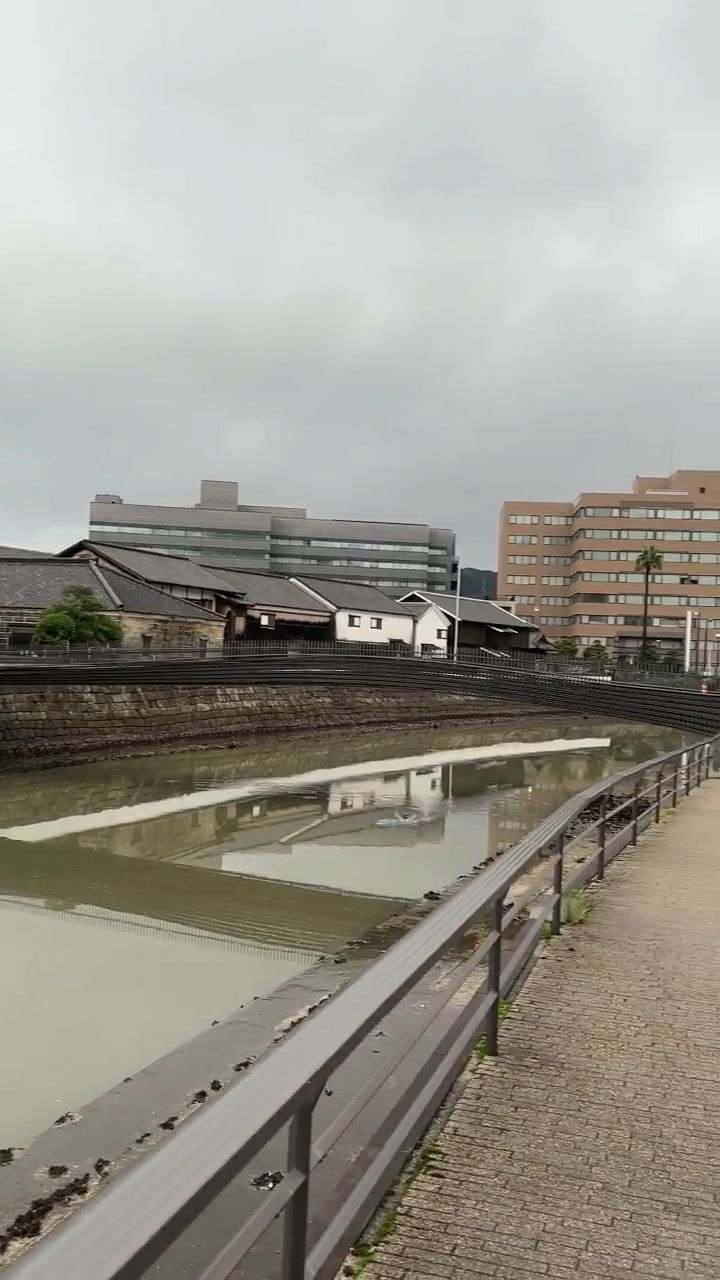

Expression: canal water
xmin=0 ymin=717 xmax=689 ymax=1146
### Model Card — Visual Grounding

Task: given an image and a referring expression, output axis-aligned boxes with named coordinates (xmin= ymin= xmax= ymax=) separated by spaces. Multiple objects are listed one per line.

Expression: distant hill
xmin=460 ymin=567 xmax=497 ymax=599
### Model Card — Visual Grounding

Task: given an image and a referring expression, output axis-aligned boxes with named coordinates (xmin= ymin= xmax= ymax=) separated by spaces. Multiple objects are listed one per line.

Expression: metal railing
xmin=1 ymin=653 xmax=719 ymax=739
xmin=0 ymin=637 xmax=701 ymax=684
xmin=10 ymin=733 xmax=719 ymax=1280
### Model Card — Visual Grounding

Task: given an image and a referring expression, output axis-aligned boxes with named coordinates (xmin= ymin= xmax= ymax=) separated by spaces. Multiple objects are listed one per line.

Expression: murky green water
xmin=0 ymin=718 xmax=690 ymax=1143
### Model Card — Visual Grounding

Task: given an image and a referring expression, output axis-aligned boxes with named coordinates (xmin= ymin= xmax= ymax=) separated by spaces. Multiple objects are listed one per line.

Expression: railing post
xmin=685 ymin=752 xmax=692 ymax=798
xmin=597 ymin=793 xmax=607 ymax=879
xmin=486 ymin=897 xmax=503 ymax=1057
xmin=706 ymin=744 xmax=712 ymax=780
xmin=655 ymin=768 xmax=663 ymax=823
xmin=631 ymin=777 xmax=640 ymax=845
xmin=672 ymin=762 xmax=679 ymax=807
xmin=281 ymin=1097 xmax=317 ymax=1280
xmin=551 ymin=832 xmax=564 ymax=935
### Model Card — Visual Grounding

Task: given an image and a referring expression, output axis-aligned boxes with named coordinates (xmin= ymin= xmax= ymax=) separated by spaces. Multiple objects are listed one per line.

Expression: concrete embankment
xmin=0 ymin=869 xmax=473 ymax=1270
xmin=0 ymin=684 xmax=552 ymax=771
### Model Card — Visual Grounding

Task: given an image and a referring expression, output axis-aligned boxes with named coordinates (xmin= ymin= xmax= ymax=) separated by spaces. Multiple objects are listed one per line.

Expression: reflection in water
xmin=0 ymin=719 xmax=692 ymax=1143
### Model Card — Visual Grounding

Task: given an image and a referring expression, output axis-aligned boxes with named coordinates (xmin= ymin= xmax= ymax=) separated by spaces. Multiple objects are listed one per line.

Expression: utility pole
xmin=684 ymin=610 xmax=693 ymax=673
xmin=452 ymin=561 xmax=461 ymax=662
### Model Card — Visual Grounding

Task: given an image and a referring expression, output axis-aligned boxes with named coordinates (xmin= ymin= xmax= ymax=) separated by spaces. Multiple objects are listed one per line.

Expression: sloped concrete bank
xmin=0 ymin=683 xmax=552 ymax=771
xmin=0 ymin=868 xmax=480 ymax=1270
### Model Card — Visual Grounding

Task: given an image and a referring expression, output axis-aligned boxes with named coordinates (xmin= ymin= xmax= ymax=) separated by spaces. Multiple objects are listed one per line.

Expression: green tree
xmin=635 ymin=544 xmax=663 ymax=659
xmin=33 ymin=586 xmax=123 ymax=647
xmin=583 ymin=641 xmax=608 ymax=667
xmin=552 ymin=636 xmax=578 ymax=658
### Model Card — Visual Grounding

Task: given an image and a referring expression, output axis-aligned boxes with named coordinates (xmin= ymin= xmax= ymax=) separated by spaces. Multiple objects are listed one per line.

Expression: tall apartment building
xmin=498 ymin=470 xmax=720 ymax=658
xmin=89 ymin=480 xmax=456 ymax=594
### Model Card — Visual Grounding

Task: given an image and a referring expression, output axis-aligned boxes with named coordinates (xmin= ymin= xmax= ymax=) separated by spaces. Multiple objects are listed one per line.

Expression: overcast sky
xmin=3 ymin=1 xmax=720 ymax=566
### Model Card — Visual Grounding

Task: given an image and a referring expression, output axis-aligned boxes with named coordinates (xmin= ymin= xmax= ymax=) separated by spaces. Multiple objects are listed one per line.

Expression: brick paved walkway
xmin=364 ymin=781 xmax=720 ymax=1280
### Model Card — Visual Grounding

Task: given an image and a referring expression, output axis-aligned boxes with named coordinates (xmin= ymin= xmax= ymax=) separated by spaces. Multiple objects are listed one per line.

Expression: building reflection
xmin=0 ymin=743 xmax=631 ymax=957
xmin=65 ymin=747 xmax=621 ymax=873
xmin=70 ymin=766 xmax=449 ymax=869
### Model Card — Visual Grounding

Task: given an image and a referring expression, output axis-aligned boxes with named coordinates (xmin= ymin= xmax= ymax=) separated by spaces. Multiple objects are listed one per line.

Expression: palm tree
xmin=635 ymin=545 xmax=663 ymax=659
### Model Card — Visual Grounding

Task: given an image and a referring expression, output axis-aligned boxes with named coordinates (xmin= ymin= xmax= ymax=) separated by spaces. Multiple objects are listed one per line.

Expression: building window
xmin=508 ymin=514 xmax=540 ymax=524
xmin=544 ymin=515 xmax=572 ymax=525
xmin=8 ymin=628 xmax=33 ymax=649
xmin=370 ymin=617 xmax=382 ymax=630
xmin=436 ymin=628 xmax=448 ymax=640
xmin=141 ymin=634 xmax=153 ymax=652
xmin=348 ymin=614 xmax=361 ymax=627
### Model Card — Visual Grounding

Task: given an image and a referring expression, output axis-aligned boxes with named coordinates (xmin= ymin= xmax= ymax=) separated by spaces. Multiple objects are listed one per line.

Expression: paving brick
xmin=364 ymin=783 xmax=720 ymax=1280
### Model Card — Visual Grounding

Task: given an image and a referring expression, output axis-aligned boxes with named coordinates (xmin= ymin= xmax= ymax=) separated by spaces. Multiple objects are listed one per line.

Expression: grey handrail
xmin=8 ymin=734 xmax=719 ymax=1280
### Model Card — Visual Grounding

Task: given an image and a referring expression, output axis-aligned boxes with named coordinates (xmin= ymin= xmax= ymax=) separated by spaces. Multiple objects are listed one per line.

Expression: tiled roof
xmin=100 ymin=570 xmax=221 ymax=620
xmin=293 ymin=576 xmax=411 ymax=616
xmin=199 ymin=566 xmax=331 ymax=613
xmin=60 ymin=541 xmax=232 ymax=591
xmin=400 ymin=592 xmax=536 ymax=629
xmin=402 ymin=601 xmax=437 ymax=618
xmin=0 ymin=560 xmax=116 ymax=609
xmin=0 ymin=559 xmax=219 ymax=620
xmin=0 ymin=544 xmax=49 ymax=558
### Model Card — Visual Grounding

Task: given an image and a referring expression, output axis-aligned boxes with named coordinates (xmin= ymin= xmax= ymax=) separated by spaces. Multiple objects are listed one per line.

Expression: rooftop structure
xmin=89 ymin=480 xmax=456 ymax=595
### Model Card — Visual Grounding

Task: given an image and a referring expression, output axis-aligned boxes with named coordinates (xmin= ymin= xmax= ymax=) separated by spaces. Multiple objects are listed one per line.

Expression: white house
xmin=326 ymin=767 xmax=444 ymax=820
xmin=399 ymin=590 xmax=538 ymax=654
xmin=401 ymin=601 xmax=450 ymax=655
xmin=291 ymin=576 xmax=415 ymax=646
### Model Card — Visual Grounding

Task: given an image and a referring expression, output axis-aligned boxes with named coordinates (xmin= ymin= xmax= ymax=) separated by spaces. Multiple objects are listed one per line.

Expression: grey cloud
xmin=2 ymin=0 xmax=720 ymax=564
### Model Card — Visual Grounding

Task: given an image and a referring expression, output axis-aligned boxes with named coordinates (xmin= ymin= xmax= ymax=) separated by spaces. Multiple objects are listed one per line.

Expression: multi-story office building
xmin=498 ymin=470 xmax=720 ymax=659
xmin=89 ymin=480 xmax=456 ymax=594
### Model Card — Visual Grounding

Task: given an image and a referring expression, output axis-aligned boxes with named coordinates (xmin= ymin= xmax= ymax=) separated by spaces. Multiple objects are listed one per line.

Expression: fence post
xmin=706 ymin=744 xmax=712 ymax=780
xmin=551 ymin=833 xmax=564 ymax=935
xmin=597 ymin=793 xmax=607 ymax=879
xmin=685 ymin=752 xmax=692 ymax=798
xmin=631 ymin=777 xmax=641 ymax=845
xmin=281 ymin=1096 xmax=318 ymax=1280
xmin=655 ymin=768 xmax=663 ymax=823
xmin=486 ymin=897 xmax=504 ymax=1057
xmin=672 ymin=762 xmax=679 ymax=808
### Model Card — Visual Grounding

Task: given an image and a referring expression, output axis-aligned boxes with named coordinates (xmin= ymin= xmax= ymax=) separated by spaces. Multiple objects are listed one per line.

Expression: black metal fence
xmin=10 ymin=734 xmax=719 ymax=1280
xmin=0 ymin=637 xmax=701 ymax=685
xmin=1 ymin=652 xmax=718 ymax=738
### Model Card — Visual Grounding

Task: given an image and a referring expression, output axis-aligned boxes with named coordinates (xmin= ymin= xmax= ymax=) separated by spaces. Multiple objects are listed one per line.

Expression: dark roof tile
xmin=60 ymin=541 xmax=231 ymax=591
xmin=400 ymin=591 xmax=536 ymax=629
xmin=0 ymin=559 xmax=219 ymax=620
xmin=100 ymin=570 xmax=221 ymax=620
xmin=293 ymin=576 xmax=411 ymax=616
xmin=198 ymin=565 xmax=331 ymax=612
xmin=0 ymin=560 xmax=116 ymax=609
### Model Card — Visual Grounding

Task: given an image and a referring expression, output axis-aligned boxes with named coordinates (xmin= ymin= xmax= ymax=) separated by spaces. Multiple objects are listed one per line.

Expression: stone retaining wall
xmin=0 ymin=684 xmax=544 ymax=771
